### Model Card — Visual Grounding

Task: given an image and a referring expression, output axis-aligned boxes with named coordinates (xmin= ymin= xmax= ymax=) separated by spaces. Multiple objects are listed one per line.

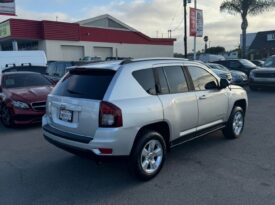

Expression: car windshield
xmin=209 ymin=64 xmax=229 ymax=72
xmin=263 ymin=57 xmax=275 ymax=68
xmin=3 ymin=73 xmax=52 ymax=88
xmin=239 ymin=59 xmax=256 ymax=67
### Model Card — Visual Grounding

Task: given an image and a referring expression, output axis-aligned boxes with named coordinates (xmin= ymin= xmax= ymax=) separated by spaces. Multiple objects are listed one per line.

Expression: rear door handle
xmin=199 ymin=95 xmax=207 ymax=100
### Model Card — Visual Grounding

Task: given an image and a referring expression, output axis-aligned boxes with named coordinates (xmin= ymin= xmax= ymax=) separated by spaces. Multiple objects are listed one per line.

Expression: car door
xmin=154 ymin=65 xmax=199 ymax=142
xmin=187 ymin=66 xmax=229 ymax=130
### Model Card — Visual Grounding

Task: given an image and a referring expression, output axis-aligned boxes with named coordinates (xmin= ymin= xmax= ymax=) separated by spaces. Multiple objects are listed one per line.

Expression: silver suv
xmin=43 ymin=58 xmax=248 ymax=180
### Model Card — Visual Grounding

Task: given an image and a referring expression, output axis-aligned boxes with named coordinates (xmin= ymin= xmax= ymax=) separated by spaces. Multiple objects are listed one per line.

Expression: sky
xmin=0 ymin=0 xmax=274 ymax=53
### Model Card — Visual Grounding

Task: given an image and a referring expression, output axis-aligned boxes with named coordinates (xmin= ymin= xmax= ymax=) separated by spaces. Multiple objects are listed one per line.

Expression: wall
xmin=43 ymin=40 xmax=173 ymax=61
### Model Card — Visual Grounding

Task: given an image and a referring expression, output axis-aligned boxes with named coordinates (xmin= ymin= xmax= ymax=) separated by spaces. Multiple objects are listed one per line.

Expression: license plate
xmin=59 ymin=109 xmax=73 ymax=122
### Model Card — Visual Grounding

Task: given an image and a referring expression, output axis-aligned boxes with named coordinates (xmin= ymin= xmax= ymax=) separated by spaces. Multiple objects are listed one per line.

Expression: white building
xmin=0 ymin=14 xmax=175 ymax=61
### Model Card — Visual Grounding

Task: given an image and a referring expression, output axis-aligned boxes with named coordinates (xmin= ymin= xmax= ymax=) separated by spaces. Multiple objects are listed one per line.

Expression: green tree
xmin=206 ymin=46 xmax=226 ymax=54
xmin=220 ymin=0 xmax=275 ymax=58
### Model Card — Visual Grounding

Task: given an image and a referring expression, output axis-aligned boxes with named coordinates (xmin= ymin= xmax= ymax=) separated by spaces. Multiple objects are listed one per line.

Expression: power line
xmin=171 ymin=15 xmax=185 ymax=32
xmin=168 ymin=0 xmax=183 ymax=30
xmin=168 ymin=0 xmax=182 ymax=30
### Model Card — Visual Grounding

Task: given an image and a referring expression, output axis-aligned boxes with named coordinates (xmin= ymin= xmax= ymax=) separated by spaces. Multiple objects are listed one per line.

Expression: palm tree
xmin=220 ymin=0 xmax=275 ymax=58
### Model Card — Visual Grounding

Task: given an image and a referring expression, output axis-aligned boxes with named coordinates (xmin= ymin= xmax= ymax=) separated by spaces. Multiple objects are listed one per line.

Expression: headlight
xmin=241 ymin=74 xmax=248 ymax=80
xmin=12 ymin=101 xmax=30 ymax=109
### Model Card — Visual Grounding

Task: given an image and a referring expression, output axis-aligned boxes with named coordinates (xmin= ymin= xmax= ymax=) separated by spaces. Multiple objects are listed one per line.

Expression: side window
xmin=133 ymin=69 xmax=156 ymax=95
xmin=229 ymin=61 xmax=241 ymax=69
xmin=188 ymin=66 xmax=218 ymax=91
xmin=56 ymin=63 xmax=66 ymax=77
xmin=163 ymin=66 xmax=189 ymax=93
xmin=46 ymin=63 xmax=57 ymax=76
xmin=154 ymin=67 xmax=169 ymax=95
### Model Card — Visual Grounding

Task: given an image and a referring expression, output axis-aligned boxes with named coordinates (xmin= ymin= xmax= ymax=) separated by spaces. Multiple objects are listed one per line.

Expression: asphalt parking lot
xmin=1 ymin=89 xmax=275 ymax=205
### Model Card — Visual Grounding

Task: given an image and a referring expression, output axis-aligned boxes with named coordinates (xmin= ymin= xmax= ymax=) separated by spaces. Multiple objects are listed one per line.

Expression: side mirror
xmin=205 ymin=81 xmax=219 ymax=90
xmin=220 ymin=78 xmax=229 ymax=89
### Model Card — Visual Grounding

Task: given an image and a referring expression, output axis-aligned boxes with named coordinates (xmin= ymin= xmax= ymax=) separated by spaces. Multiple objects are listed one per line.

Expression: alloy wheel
xmin=140 ymin=139 xmax=163 ymax=174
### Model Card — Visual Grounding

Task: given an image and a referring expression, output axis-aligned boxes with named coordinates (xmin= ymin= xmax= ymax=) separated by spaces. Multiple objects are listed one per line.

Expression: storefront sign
xmin=0 ymin=0 xmax=16 ymax=16
xmin=267 ymin=33 xmax=275 ymax=41
xmin=190 ymin=7 xmax=203 ymax=37
xmin=0 ymin=21 xmax=11 ymax=38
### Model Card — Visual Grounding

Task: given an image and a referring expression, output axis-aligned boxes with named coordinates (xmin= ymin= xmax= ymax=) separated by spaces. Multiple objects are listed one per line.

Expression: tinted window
xmin=164 ymin=66 xmax=188 ymax=93
xmin=155 ymin=67 xmax=169 ymax=95
xmin=264 ymin=57 xmax=275 ymax=68
xmin=3 ymin=73 xmax=52 ymax=88
xmin=229 ymin=61 xmax=241 ymax=69
xmin=188 ymin=66 xmax=218 ymax=91
xmin=133 ymin=69 xmax=156 ymax=95
xmin=52 ymin=69 xmax=115 ymax=100
xmin=239 ymin=59 xmax=256 ymax=67
xmin=216 ymin=61 xmax=228 ymax=67
xmin=46 ymin=63 xmax=57 ymax=76
xmin=56 ymin=63 xmax=68 ymax=77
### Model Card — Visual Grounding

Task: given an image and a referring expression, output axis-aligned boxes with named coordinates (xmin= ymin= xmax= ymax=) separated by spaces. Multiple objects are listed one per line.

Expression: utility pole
xmin=168 ymin=30 xmax=172 ymax=38
xmin=204 ymin=36 xmax=208 ymax=53
xmin=183 ymin=0 xmax=188 ymax=58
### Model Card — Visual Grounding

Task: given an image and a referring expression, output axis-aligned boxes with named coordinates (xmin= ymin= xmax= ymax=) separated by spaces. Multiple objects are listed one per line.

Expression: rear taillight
xmin=99 ymin=101 xmax=123 ymax=128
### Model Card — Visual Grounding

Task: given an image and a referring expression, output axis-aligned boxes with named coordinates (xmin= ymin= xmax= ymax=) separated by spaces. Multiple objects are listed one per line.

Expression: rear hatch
xmin=47 ymin=68 xmax=116 ymax=137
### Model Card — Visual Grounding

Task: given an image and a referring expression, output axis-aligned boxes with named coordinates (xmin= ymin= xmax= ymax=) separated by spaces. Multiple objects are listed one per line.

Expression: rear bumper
xmin=42 ymin=116 xmax=137 ymax=156
xmin=44 ymin=135 xmax=128 ymax=161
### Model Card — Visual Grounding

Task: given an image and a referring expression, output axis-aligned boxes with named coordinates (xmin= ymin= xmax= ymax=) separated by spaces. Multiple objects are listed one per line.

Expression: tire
xmin=1 ymin=105 xmax=13 ymax=127
xmin=129 ymin=130 xmax=167 ymax=181
xmin=223 ymin=106 xmax=245 ymax=139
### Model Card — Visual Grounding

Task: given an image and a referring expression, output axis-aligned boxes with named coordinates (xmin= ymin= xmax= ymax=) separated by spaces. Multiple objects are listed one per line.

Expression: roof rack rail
xmin=5 ymin=63 xmax=16 ymax=68
xmin=120 ymin=57 xmax=188 ymax=65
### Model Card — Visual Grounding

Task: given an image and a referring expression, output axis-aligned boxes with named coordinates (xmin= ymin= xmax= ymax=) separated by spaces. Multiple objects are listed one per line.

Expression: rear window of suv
xmin=52 ymin=69 xmax=115 ymax=100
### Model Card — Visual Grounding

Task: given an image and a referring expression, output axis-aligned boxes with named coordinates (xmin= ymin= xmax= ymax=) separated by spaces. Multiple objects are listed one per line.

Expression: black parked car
xmin=207 ymin=63 xmax=248 ymax=86
xmin=249 ymin=55 xmax=275 ymax=90
xmin=252 ymin=60 xmax=264 ymax=67
xmin=214 ymin=59 xmax=257 ymax=76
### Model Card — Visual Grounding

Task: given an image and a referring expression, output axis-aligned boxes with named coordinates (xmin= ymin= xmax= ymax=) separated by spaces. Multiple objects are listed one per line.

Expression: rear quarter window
xmin=52 ymin=69 xmax=115 ymax=100
xmin=133 ymin=69 xmax=156 ymax=95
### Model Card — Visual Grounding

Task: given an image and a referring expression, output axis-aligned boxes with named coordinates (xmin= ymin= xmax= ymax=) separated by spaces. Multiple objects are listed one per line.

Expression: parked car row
xmin=249 ymin=56 xmax=275 ymax=90
xmin=207 ymin=57 xmax=275 ymax=90
xmin=206 ymin=63 xmax=248 ymax=86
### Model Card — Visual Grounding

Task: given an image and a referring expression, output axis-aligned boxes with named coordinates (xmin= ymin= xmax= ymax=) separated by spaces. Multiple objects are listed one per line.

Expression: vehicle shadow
xmin=1 ymin=131 xmax=232 ymax=204
xmin=0 ymin=122 xmax=41 ymax=134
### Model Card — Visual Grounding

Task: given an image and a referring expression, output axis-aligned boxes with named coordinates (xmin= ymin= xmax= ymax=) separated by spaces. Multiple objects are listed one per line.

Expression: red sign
xmin=190 ymin=7 xmax=204 ymax=37
xmin=190 ymin=7 xmax=196 ymax=36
